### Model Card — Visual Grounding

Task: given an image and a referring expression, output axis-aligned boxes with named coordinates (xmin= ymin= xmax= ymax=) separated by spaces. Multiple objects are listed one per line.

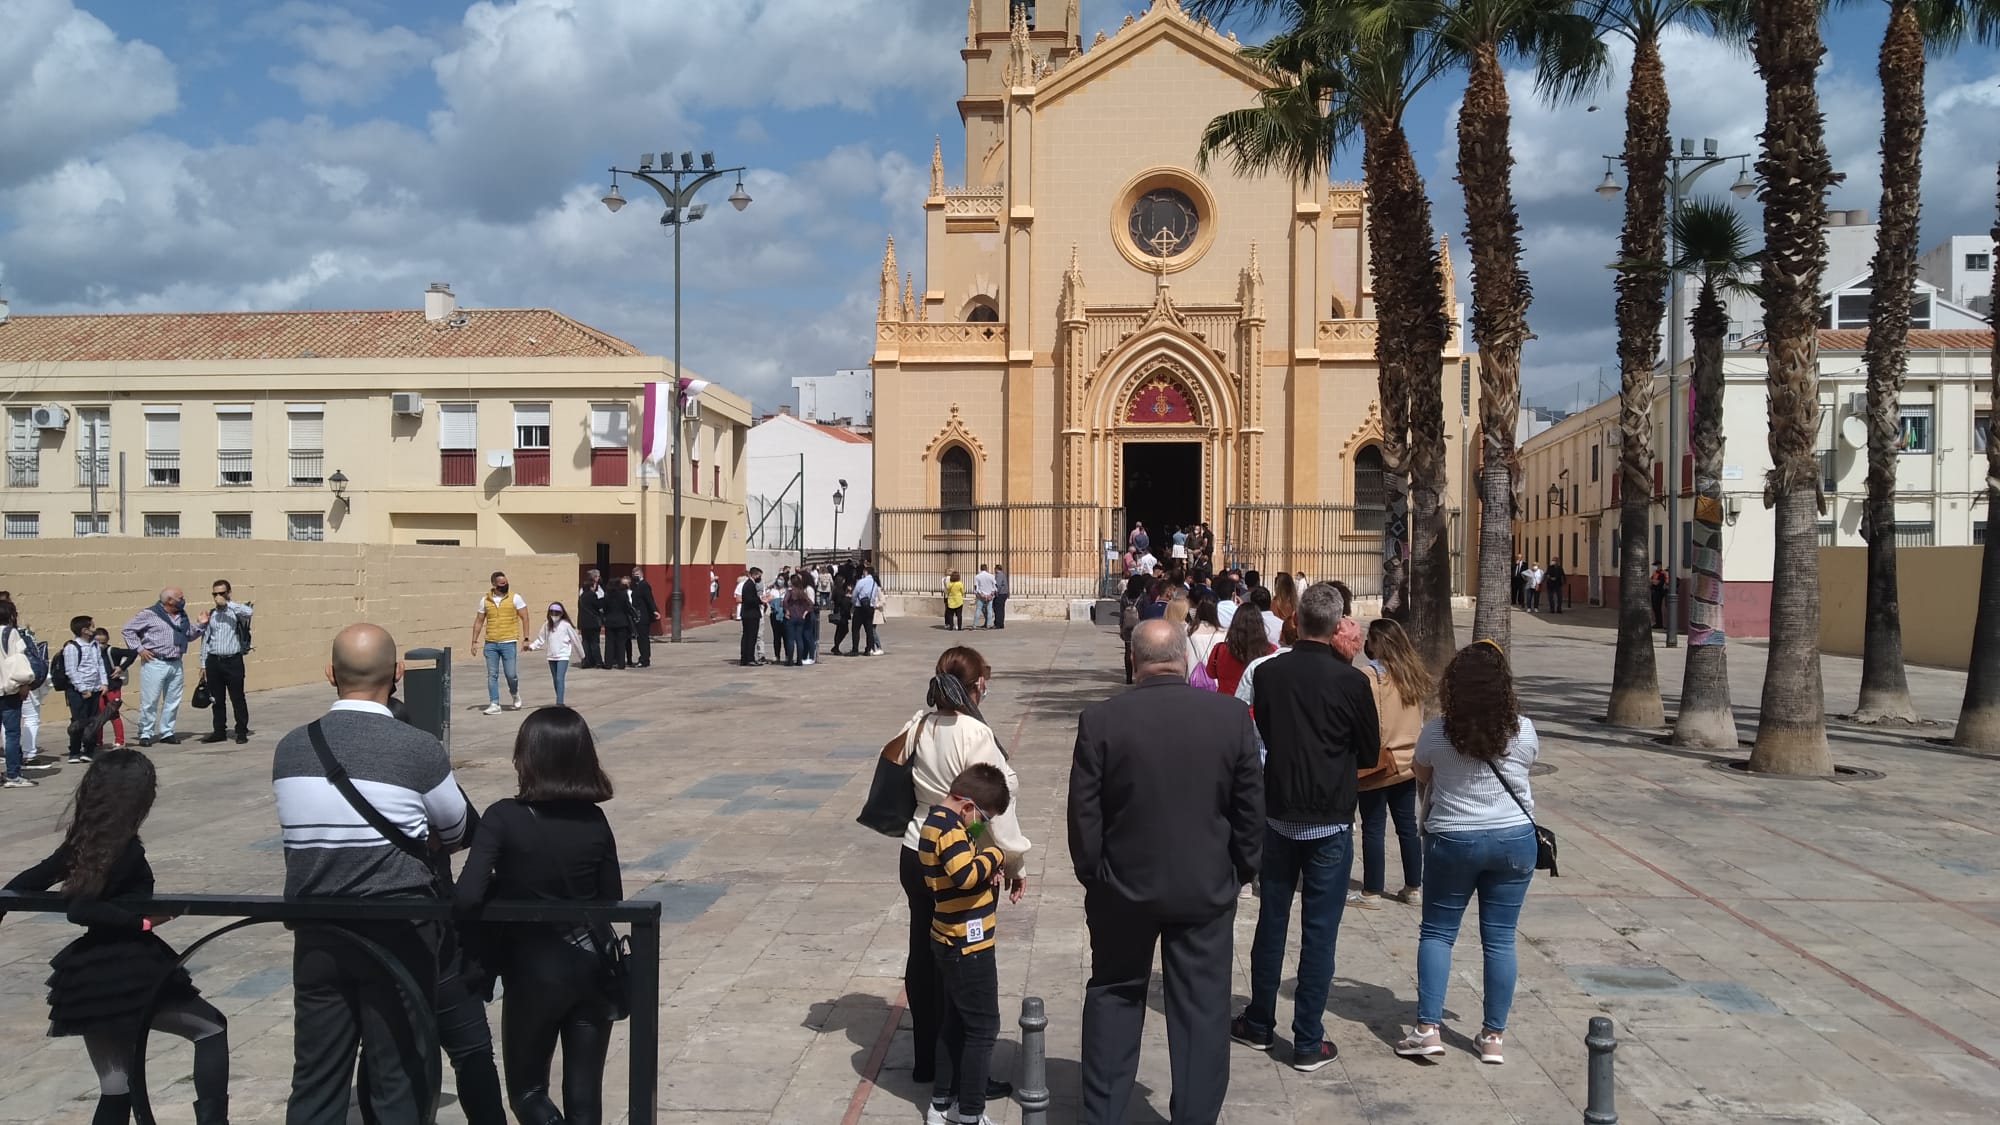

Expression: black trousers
xmin=1081 ymin=895 xmax=1235 ymax=1125
xmin=66 ymin=688 xmax=102 ymax=754
xmin=634 ymin=626 xmax=652 ymax=667
xmin=899 ymin=846 xmax=943 ymax=1079
xmin=287 ymin=922 xmax=440 ymax=1125
xmin=204 ymin=653 xmax=248 ymax=735
xmin=831 ymin=611 xmax=852 ymax=654
xmin=499 ymin=935 xmax=614 ymax=1125
xmin=604 ymin=627 xmax=631 ymax=669
xmin=358 ymin=933 xmax=506 ymax=1125
xmin=933 ymin=945 xmax=1000 ymax=1118
xmin=739 ymin=614 xmax=760 ymax=664
xmin=579 ymin=627 xmax=603 ymax=669
xmin=853 ymin=605 xmax=879 ymax=652
xmin=994 ymin=594 xmax=1008 ymax=628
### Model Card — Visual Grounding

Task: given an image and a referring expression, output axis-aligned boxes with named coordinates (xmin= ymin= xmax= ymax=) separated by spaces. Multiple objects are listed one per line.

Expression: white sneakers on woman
xmin=1393 ymin=1023 xmax=1504 ymax=1064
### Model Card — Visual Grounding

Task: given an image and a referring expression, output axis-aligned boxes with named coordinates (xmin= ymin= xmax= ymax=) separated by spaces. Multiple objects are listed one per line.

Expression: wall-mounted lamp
xmin=329 ymin=469 xmax=351 ymax=512
xmin=1546 ymin=481 xmax=1565 ymax=515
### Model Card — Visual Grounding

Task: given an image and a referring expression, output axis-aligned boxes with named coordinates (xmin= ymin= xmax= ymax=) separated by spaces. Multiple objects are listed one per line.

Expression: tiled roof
xmin=1814 ymin=328 xmax=1993 ymax=351
xmin=0 ymin=309 xmax=644 ymax=363
xmin=808 ymin=422 xmax=872 ymax=444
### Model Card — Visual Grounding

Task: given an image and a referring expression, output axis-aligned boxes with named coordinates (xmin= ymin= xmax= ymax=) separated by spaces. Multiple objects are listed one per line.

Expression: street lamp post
xmin=832 ymin=480 xmax=847 ymax=556
xmin=601 ymin=151 xmax=753 ymax=642
xmin=1597 ymin=139 xmax=1754 ymax=648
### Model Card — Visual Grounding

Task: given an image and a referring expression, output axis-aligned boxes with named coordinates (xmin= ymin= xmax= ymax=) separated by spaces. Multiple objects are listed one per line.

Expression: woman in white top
xmin=896 ymin=646 xmax=1030 ymax=1091
xmin=1395 ymin=639 xmax=1539 ymax=1066
xmin=1184 ymin=594 xmax=1224 ymax=677
xmin=527 ymin=602 xmax=583 ymax=707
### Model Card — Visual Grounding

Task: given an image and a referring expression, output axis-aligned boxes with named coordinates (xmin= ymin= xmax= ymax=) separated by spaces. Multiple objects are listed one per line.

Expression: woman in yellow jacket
xmin=1351 ymin=618 xmax=1433 ymax=908
xmin=942 ymin=571 xmax=966 ymax=631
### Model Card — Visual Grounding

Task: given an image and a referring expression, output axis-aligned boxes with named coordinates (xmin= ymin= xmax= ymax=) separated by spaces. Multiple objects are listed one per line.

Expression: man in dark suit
xmin=1069 ymin=618 xmax=1263 ymax=1125
xmin=575 ymin=569 xmax=608 ymax=669
xmin=627 ymin=567 xmax=661 ymax=666
xmin=736 ymin=568 xmax=763 ymax=666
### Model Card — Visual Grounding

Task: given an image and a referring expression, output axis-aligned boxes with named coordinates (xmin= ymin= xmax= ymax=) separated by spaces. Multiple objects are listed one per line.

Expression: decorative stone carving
xmin=944 ymin=184 xmax=1006 ymax=216
xmin=925 ymin=403 xmax=988 ymax=462
xmin=878 ymin=236 xmax=900 ymax=323
xmin=930 ymin=136 xmax=944 ymax=197
xmin=1005 ymin=3 xmax=1035 ymax=87
xmin=1238 ymin=242 xmax=1265 ymax=323
xmin=902 ymin=274 xmax=918 ymax=322
xmin=1059 ymin=245 xmax=1087 ymax=324
xmin=1342 ymin=399 xmax=1386 ymax=460
xmin=1328 ymin=181 xmax=1365 ymax=215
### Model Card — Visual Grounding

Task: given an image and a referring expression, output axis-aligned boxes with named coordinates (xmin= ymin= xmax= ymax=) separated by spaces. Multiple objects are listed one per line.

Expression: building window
xmin=1834 ymin=293 xmax=1871 ymax=329
xmin=415 ymin=538 xmax=462 ymax=547
xmin=439 ymin=403 xmax=477 ymax=486
xmin=589 ymin=403 xmax=629 ymax=486
xmin=1968 ymin=252 xmax=1991 ymax=272
xmin=215 ymin=513 xmax=252 ymax=539
xmin=965 ymin=300 xmax=999 ymax=323
xmin=3 ymin=513 xmax=39 ymax=539
xmin=76 ymin=408 xmax=109 ymax=487
xmin=144 ymin=408 xmax=181 ymax=487
xmin=1899 ymin=407 xmax=1932 ymax=454
xmin=217 ymin=407 xmax=253 ymax=487
xmin=1817 ymin=521 xmax=1837 ymax=546
xmin=1977 ymin=521 xmax=1988 ymax=546
xmin=1893 ymin=521 xmax=1934 ymax=548
xmin=1573 ymin=483 xmax=1580 ymax=513
xmin=288 ymin=513 xmax=325 ymax=542
xmin=1571 ymin=532 xmax=1578 ymax=568
xmin=1652 ymin=524 xmax=1663 ymax=566
xmin=5 ymin=409 xmax=38 ymax=488
xmin=1820 ymin=449 xmax=1837 ymax=492
xmin=1128 ymin=188 xmax=1200 ymax=257
xmin=1353 ymin=445 xmax=1386 ymax=531
xmin=74 ymin=513 xmax=108 ymax=538
xmin=289 ymin=405 xmax=325 ymax=486
xmin=1590 ymin=444 xmax=1600 ymax=483
xmin=513 ymin=403 xmax=551 ymax=486
xmin=1976 ymin=411 xmax=1991 ymax=455
xmin=939 ymin=445 xmax=974 ymax=531
xmin=143 ymin=513 xmax=180 ymax=539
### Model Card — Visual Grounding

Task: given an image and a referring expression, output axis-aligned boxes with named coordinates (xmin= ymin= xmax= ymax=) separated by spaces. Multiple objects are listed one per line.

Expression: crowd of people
xmin=733 ymin=560 xmax=887 ymax=666
xmin=1118 ymin=520 xmax=1215 ymax=577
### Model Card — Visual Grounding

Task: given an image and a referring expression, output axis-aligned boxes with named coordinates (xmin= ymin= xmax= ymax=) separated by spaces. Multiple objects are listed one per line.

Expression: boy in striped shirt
xmin=918 ymin=763 xmax=1014 ymax=1125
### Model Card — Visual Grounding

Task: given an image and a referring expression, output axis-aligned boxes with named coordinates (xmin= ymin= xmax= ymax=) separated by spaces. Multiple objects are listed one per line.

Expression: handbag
xmin=190 ymin=675 xmax=213 ymax=711
xmin=521 ymin=804 xmax=633 ymax=1020
xmin=855 ymin=714 xmax=926 ymax=837
xmin=1485 ymin=759 xmax=1559 ymax=876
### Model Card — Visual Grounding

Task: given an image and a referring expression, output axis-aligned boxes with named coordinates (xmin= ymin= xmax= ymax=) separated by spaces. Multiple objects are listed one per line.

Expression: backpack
xmin=49 ymin=640 xmax=76 ymax=693
xmin=2 ymin=628 xmax=48 ymax=693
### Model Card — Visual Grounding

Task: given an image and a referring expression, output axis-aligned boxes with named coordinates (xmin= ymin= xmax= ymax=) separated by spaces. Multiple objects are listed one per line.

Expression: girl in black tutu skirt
xmin=2 ymin=750 xmax=230 ymax=1124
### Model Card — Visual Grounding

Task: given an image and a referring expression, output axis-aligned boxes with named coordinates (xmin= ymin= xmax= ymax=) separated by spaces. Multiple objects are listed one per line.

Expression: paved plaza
xmin=1 ymin=610 xmax=1996 ymax=1124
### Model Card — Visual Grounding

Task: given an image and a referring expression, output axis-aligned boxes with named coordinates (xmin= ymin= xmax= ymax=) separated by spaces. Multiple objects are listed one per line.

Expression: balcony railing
xmin=440 ymin=449 xmax=477 ymax=486
xmin=591 ymin=447 xmax=628 ymax=486
xmin=513 ymin=449 xmax=550 ymax=487
xmin=146 ymin=451 xmax=181 ymax=487
xmin=76 ymin=452 xmax=109 ymax=488
xmin=218 ymin=449 xmax=253 ymax=487
xmin=6 ymin=453 xmax=37 ymax=488
xmin=289 ymin=450 xmax=325 ymax=487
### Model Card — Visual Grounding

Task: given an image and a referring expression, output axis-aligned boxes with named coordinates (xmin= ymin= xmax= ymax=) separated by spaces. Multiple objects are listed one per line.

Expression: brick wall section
xmin=0 ymin=540 xmax=578 ymax=691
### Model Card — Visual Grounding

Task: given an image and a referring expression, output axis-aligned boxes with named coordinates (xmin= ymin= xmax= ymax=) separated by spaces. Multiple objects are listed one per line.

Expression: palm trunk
xmin=1748 ymin=0 xmax=1837 ymax=775
xmin=1955 ymin=163 xmax=2000 ymax=752
xmin=1365 ymin=118 xmax=1457 ymax=671
xmin=1674 ymin=283 xmax=1735 ymax=747
xmin=1608 ymin=34 xmax=1668 ymax=728
xmin=1460 ymin=41 xmax=1528 ymax=651
xmin=1854 ymin=0 xmax=1924 ymax=723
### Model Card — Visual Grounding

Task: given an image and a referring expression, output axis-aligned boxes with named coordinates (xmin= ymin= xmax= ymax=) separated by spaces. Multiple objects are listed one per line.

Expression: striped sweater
xmin=919 ymin=805 xmax=1004 ymax=955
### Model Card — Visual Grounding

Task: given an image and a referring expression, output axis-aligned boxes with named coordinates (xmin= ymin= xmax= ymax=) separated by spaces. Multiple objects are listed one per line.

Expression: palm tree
xmin=1958 ymin=163 xmax=2000 ymax=752
xmin=1745 ymin=0 xmax=1838 ymax=775
xmin=1192 ymin=0 xmax=1460 ymax=670
xmin=1855 ymin=0 xmax=2000 ymax=724
xmin=1592 ymin=0 xmax=1728 ymax=728
xmin=1656 ymin=199 xmax=1758 ymax=747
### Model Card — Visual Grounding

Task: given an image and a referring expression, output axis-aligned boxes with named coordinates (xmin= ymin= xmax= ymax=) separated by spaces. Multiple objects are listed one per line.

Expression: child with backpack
xmin=0 ymin=599 xmax=48 ymax=788
xmin=51 ymin=615 xmax=112 ymax=764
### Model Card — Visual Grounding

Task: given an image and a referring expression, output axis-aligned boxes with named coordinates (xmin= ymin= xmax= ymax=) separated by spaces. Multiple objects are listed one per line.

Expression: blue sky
xmin=0 ymin=0 xmax=1993 ymax=416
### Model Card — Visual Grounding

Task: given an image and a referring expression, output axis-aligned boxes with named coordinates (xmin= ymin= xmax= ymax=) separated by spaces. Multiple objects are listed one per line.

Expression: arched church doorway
xmin=1123 ymin=442 xmax=1203 ymax=554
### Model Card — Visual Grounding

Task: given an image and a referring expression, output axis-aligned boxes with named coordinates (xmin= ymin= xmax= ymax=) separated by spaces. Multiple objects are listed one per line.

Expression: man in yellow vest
xmin=470 ymin=570 xmax=529 ymax=715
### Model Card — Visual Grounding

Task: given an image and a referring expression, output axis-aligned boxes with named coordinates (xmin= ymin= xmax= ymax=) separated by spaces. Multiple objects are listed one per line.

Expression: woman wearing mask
xmin=1394 ymin=641 xmax=1539 ymax=1065
xmin=894 ymin=647 xmax=1029 ymax=1096
xmin=783 ymin=575 xmax=817 ymax=666
xmin=527 ymin=603 xmax=582 ymax=707
xmin=1205 ymin=604 xmax=1276 ymax=698
xmin=1349 ymin=619 xmax=1431 ymax=909
xmin=456 ymin=709 xmax=623 ymax=1123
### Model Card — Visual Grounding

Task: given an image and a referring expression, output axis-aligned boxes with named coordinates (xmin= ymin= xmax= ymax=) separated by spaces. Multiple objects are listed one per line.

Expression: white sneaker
xmin=801 ymin=658 xmax=815 ymax=666
xmin=950 ymin=1113 xmax=996 ymax=1125
xmin=924 ymin=1103 xmax=953 ymax=1125
xmin=868 ymin=648 xmax=884 ymax=656
xmin=3 ymin=776 xmax=37 ymax=788
xmin=509 ymin=697 xmax=524 ymax=711
xmin=483 ymin=703 xmax=502 ymax=716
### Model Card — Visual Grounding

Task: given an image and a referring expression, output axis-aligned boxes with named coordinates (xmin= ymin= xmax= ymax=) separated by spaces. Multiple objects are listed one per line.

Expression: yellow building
xmin=871 ymin=0 xmax=1476 ymax=602
xmin=0 ymin=286 xmax=754 ymax=623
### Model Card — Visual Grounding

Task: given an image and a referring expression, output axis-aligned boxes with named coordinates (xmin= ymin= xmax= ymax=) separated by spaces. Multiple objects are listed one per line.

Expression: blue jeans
xmin=1417 ymin=824 xmax=1537 ymax=1031
xmin=1358 ymin=780 xmax=1423 ymax=893
xmin=137 ymin=658 xmax=184 ymax=740
xmin=484 ymin=641 xmax=519 ymax=704
xmin=802 ymin=612 xmax=819 ymax=662
xmin=975 ymin=597 xmax=993 ymax=627
xmin=1244 ymin=826 xmax=1352 ymax=1053
xmin=1 ymin=694 xmax=21 ymax=780
xmin=548 ymin=659 xmax=568 ymax=706
xmin=782 ymin=619 xmax=807 ymax=664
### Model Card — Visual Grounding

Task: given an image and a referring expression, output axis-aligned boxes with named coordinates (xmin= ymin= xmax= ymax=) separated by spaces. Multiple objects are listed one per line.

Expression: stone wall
xmin=0 ymin=539 xmax=579 ymax=692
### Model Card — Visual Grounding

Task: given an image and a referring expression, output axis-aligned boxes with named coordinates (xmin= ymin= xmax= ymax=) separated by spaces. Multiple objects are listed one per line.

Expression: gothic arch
xmin=924 ymin=403 xmax=989 ymax=463
xmin=1084 ymin=326 xmax=1237 ymax=435
xmin=1340 ymin=399 xmax=1384 ymax=463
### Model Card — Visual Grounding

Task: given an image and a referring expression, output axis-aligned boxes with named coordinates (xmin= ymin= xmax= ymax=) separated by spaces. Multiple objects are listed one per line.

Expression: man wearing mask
xmin=575 ymin=569 xmax=608 ymax=669
xmin=121 ymin=587 xmax=193 ymax=747
xmin=628 ymin=567 xmax=660 ymax=667
xmin=196 ymin=579 xmax=255 ymax=744
xmin=737 ymin=568 xmax=764 ymax=666
xmin=470 ymin=571 xmax=528 ymax=715
xmin=605 ymin=574 xmax=640 ymax=669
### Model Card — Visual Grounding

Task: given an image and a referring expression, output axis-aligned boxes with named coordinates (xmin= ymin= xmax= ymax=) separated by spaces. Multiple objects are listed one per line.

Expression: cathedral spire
xmin=967 ymin=0 xmax=977 ymax=47
xmin=930 ymin=136 xmax=945 ymax=197
xmin=903 ymin=273 xmax=918 ymax=322
xmin=1438 ymin=234 xmax=1456 ymax=340
xmin=1239 ymin=241 xmax=1266 ymax=322
xmin=1005 ymin=1 xmax=1034 ymax=87
xmin=1060 ymin=245 xmax=1087 ymax=323
xmin=879 ymin=236 xmax=901 ymax=323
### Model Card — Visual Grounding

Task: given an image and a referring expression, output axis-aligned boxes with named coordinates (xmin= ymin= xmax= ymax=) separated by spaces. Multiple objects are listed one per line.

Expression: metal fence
xmin=748 ymin=495 xmax=804 ymax=551
xmin=1224 ymin=504 xmax=1465 ymax=597
xmin=876 ymin=504 xmax=1125 ymax=598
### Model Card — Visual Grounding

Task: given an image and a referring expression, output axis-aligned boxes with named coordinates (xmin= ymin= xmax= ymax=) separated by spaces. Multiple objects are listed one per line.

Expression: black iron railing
xmin=0 ymin=891 xmax=664 ymax=1125
xmin=1224 ymin=503 xmax=1465 ymax=597
xmin=875 ymin=503 xmax=1124 ymax=598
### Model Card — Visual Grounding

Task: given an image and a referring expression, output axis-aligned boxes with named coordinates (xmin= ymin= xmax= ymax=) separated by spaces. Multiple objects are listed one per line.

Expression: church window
xmin=966 ymin=299 xmax=1000 ymax=323
xmin=940 ymin=445 xmax=975 ymax=530
xmin=1353 ymin=445 xmax=1386 ymax=532
xmin=1128 ymin=189 xmax=1200 ymax=259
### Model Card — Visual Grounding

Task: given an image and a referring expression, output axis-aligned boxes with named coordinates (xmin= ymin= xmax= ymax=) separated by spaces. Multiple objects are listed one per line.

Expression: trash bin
xmin=402 ymin=647 xmax=452 ymax=752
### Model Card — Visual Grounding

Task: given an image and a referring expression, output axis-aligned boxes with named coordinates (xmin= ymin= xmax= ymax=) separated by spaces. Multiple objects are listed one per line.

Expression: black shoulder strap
xmin=306 ymin=719 xmax=433 ymax=866
xmin=1484 ymin=758 xmax=1536 ymax=825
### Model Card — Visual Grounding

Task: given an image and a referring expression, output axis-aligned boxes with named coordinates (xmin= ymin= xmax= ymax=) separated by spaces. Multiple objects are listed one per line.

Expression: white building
xmin=1517 ymin=327 xmax=1993 ymax=637
xmin=1918 ymin=234 xmax=1995 ymax=317
xmin=744 ymin=408 xmax=874 ymax=554
xmin=789 ymin=369 xmax=873 ymax=431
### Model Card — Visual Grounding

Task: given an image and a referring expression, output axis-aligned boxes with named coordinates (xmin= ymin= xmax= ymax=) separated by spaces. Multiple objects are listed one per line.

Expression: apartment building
xmin=0 ymin=287 xmax=752 ymax=617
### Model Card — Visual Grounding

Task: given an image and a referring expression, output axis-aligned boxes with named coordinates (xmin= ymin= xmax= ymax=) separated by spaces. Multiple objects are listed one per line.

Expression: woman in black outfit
xmin=455 ymin=708 xmax=622 ymax=1125
xmin=2 ymin=750 xmax=230 ymax=1124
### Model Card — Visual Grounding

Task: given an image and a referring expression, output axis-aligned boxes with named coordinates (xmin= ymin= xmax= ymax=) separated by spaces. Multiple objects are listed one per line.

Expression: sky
xmin=0 ymin=0 xmax=1994 ymax=418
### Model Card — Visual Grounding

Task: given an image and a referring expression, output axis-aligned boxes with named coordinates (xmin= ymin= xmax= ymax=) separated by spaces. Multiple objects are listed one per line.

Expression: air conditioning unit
xmin=681 ymin=396 xmax=702 ymax=420
xmin=392 ymin=392 xmax=425 ymax=416
xmin=485 ymin=450 xmax=514 ymax=470
xmin=30 ymin=404 xmax=68 ymax=430
xmin=1847 ymin=391 xmax=1868 ymax=414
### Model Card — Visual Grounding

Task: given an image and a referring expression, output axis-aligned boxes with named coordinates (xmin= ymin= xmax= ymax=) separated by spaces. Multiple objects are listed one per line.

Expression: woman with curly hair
xmin=3 ymin=750 xmax=230 ymax=1124
xmin=1394 ymin=640 xmax=1539 ymax=1067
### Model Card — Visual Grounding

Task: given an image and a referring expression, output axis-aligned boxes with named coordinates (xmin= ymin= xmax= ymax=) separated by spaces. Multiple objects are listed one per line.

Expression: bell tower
xmin=960 ymin=0 xmax=1081 ymax=185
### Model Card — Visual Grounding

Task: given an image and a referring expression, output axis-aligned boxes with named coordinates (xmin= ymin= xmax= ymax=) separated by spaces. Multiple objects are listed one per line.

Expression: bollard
xmin=1584 ymin=1015 xmax=1618 ymax=1125
xmin=1018 ymin=996 xmax=1050 ymax=1125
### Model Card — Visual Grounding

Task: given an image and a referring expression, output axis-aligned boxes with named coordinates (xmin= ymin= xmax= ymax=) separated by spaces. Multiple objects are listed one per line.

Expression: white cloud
xmin=0 ymin=0 xmax=177 ymax=189
xmin=265 ymin=3 xmax=437 ymax=108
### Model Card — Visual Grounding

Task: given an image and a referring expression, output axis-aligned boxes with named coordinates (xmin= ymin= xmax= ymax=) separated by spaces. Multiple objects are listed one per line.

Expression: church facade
xmin=871 ymin=0 xmax=1476 ymax=600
